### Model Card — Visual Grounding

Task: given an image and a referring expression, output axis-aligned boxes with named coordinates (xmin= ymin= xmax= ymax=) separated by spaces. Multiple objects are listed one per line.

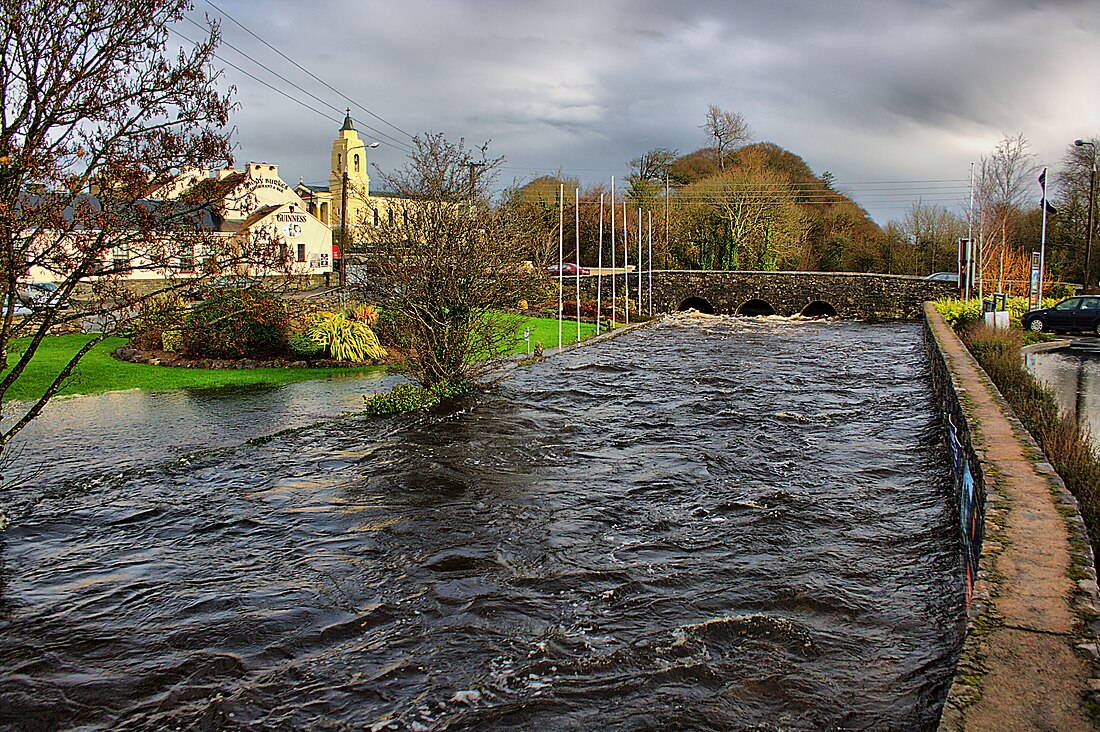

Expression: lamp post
xmin=339 ymin=140 xmax=380 ymax=287
xmin=1075 ymin=139 xmax=1096 ymax=294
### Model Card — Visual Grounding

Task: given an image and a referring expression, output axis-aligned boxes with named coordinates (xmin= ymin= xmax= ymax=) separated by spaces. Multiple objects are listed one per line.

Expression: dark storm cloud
xmin=203 ymin=0 xmax=1100 ymax=222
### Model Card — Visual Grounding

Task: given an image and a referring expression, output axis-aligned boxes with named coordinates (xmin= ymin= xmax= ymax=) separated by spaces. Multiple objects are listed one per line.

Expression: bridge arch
xmin=737 ymin=299 xmax=776 ymax=317
xmin=801 ymin=301 xmax=838 ymax=318
xmin=678 ymin=296 xmax=715 ymax=314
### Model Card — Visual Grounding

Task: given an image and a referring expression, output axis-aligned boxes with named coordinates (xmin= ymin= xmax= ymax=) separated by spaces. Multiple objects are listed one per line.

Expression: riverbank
xmin=1 ymin=316 xmax=598 ymax=402
xmin=924 ymin=303 xmax=1100 ymax=730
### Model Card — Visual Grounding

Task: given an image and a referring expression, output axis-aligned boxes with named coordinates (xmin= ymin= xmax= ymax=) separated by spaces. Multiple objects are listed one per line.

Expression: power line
xmin=201 ymin=0 xmax=415 ymax=144
xmin=182 ymin=17 xmax=414 ymax=154
xmin=169 ymin=27 xmax=344 ymax=127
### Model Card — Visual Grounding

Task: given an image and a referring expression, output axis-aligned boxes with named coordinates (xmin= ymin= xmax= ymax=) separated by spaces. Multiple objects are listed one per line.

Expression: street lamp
xmin=339 ymin=140 xmax=380 ymax=287
xmin=1075 ymin=139 xmax=1096 ymax=294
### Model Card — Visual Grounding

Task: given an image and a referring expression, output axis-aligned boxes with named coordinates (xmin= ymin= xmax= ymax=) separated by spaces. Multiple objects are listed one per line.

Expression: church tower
xmin=328 ymin=110 xmax=373 ymax=230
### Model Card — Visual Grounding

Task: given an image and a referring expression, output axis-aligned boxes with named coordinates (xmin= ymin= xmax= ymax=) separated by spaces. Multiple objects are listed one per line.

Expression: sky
xmin=182 ymin=0 xmax=1100 ymax=225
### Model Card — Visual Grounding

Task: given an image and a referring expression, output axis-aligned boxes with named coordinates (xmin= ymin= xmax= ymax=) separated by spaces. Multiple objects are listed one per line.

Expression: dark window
xmin=297 ymin=242 xmax=306 ymax=262
xmin=373 ymin=208 xmax=380 ymax=226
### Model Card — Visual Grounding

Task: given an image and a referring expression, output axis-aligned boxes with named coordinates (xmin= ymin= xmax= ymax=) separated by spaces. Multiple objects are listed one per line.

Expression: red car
xmin=544 ymin=262 xmax=590 ymax=276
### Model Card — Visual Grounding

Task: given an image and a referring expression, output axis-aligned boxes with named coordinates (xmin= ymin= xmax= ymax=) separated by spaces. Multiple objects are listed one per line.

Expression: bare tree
xmin=0 ymin=1 xmax=282 ymax=459
xmin=899 ymin=200 xmax=966 ymax=276
xmin=973 ymin=133 xmax=1039 ymax=289
xmin=358 ymin=134 xmax=528 ymax=389
xmin=702 ymin=105 xmax=750 ymax=171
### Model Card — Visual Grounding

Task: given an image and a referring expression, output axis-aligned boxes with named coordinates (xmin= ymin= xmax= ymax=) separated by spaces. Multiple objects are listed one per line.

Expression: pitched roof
xmin=236 ymin=203 xmax=282 ymax=231
xmin=177 ymin=171 xmax=248 ymax=204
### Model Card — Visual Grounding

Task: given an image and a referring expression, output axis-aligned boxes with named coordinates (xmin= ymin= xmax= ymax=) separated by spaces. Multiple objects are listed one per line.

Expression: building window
xmin=354 ymin=154 xmax=360 ymax=173
xmin=297 ymin=242 xmax=306 ymax=263
xmin=403 ymin=209 xmax=409 ymax=226
xmin=336 ymin=153 xmax=341 ymax=169
xmin=388 ymin=209 xmax=394 ymax=225
xmin=373 ymin=208 xmax=380 ymax=226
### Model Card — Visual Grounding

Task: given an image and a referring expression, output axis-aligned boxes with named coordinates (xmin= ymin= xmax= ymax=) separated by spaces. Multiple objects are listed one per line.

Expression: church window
xmin=373 ymin=208 xmax=379 ymax=226
xmin=354 ymin=154 xmax=360 ymax=173
xmin=336 ymin=153 xmax=341 ymax=169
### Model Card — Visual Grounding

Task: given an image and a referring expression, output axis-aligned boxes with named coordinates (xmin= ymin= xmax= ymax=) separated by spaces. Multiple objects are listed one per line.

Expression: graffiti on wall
xmin=946 ymin=413 xmax=984 ymax=606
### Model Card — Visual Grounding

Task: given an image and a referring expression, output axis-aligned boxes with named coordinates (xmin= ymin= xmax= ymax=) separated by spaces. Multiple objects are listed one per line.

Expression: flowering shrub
xmin=181 ymin=287 xmax=289 ymax=359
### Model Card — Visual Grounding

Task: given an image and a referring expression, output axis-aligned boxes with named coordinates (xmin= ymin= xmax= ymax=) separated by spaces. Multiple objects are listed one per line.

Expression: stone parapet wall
xmin=923 ymin=302 xmax=1100 ymax=730
xmin=570 ymin=270 xmax=956 ymax=319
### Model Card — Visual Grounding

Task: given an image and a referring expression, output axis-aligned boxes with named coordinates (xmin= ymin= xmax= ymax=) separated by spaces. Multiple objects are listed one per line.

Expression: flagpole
xmin=648 ymin=210 xmax=653 ymax=316
xmin=637 ymin=208 xmax=642 ymax=315
xmin=610 ymin=176 xmax=616 ymax=329
xmin=967 ymin=162 xmax=974 ymax=300
xmin=596 ymin=193 xmax=604 ymax=335
xmin=623 ymin=200 xmax=629 ymax=327
xmin=575 ymin=187 xmax=581 ymax=343
xmin=558 ymin=182 xmax=564 ymax=350
xmin=1039 ymin=166 xmax=1049 ymax=303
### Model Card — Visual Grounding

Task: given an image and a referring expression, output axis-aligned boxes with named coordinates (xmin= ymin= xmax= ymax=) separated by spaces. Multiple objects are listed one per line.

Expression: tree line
xmin=502 ymin=109 xmax=1098 ymax=295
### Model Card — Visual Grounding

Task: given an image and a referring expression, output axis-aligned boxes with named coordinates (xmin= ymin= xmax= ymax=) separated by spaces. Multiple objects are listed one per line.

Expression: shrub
xmin=935 ymin=296 xmax=1056 ymax=331
xmin=363 ymin=380 xmax=471 ymax=416
xmin=130 ymin=293 xmax=187 ymax=350
xmin=961 ymin=322 xmax=1100 ymax=562
xmin=373 ymin=308 xmax=410 ymax=349
xmin=1046 ymin=281 xmax=1076 ymax=300
xmin=181 ymin=287 xmax=289 ymax=359
xmin=306 ymin=312 xmax=386 ymax=362
xmin=287 ymin=332 xmax=324 ymax=359
xmin=161 ymin=329 xmax=183 ymax=352
xmin=348 ymin=303 xmax=379 ymax=326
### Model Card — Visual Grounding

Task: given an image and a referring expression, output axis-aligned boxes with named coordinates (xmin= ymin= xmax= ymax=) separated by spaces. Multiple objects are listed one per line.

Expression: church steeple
xmin=329 ymin=111 xmax=371 ymax=229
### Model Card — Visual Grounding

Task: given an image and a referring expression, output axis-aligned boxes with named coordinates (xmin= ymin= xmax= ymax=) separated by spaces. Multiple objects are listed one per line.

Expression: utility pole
xmin=467 ymin=161 xmax=485 ymax=198
xmin=340 ymin=167 xmax=349 ymax=288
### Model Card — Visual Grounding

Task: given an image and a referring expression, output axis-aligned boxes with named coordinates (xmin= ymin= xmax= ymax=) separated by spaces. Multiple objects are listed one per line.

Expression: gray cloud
xmin=203 ymin=0 xmax=1100 ymax=222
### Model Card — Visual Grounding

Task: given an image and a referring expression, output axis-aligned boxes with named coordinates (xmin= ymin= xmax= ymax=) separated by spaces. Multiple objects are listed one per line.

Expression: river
xmin=0 ymin=315 xmax=963 ymax=730
xmin=1024 ymin=340 xmax=1100 ymax=454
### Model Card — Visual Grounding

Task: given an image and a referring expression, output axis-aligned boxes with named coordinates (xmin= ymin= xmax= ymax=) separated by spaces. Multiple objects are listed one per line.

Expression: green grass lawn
xmin=1 ymin=334 xmax=386 ymax=402
xmin=512 ymin=315 xmax=599 ymax=354
xmin=2 ymin=315 xmax=602 ymax=402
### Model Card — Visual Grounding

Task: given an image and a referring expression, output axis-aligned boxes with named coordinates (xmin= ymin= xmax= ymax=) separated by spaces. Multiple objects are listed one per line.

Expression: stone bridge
xmin=575 ymin=270 xmax=957 ymax=320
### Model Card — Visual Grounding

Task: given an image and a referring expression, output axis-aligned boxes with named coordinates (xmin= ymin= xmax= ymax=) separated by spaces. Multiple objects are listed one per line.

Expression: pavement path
xmin=927 ymin=304 xmax=1099 ymax=731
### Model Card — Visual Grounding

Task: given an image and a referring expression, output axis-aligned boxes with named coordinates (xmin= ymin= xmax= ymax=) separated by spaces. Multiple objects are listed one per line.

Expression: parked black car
xmin=1021 ymin=295 xmax=1100 ymax=335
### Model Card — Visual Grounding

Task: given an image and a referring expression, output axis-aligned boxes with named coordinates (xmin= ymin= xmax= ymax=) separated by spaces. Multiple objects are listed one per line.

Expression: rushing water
xmin=1025 ymin=340 xmax=1100 ymax=454
xmin=0 ymin=315 xmax=962 ymax=731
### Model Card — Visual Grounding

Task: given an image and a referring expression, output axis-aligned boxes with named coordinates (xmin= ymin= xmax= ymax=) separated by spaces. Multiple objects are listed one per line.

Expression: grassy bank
xmin=961 ymin=323 xmax=1100 ymax=557
xmin=0 ymin=334 xmax=386 ymax=402
xmin=1 ymin=316 xmax=600 ymax=402
xmin=516 ymin=316 xmax=599 ymax=353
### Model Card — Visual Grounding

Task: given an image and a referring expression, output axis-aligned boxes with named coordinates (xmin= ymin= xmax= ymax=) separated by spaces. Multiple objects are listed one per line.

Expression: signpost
xmin=1028 ymin=252 xmax=1042 ymax=309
